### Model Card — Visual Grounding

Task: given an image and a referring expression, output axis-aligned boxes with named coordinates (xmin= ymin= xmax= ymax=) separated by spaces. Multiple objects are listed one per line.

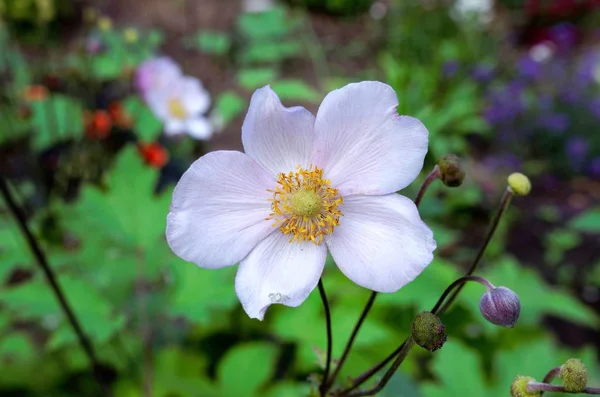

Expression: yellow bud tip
xmin=510 ymin=376 xmax=540 ymax=397
xmin=123 ymin=28 xmax=139 ymax=43
xmin=98 ymin=17 xmax=112 ymax=31
xmin=560 ymin=358 xmax=588 ymax=393
xmin=507 ymin=173 xmax=531 ymax=196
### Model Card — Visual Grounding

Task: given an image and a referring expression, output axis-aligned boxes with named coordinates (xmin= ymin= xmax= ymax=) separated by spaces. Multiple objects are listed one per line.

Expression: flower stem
xmin=337 ymin=186 xmax=513 ymax=394
xmin=540 ymin=366 xmax=561 ymax=396
xmin=318 ymin=279 xmax=333 ymax=397
xmin=438 ymin=187 xmax=513 ymax=314
xmin=324 ymin=166 xmax=440 ymax=394
xmin=414 ymin=166 xmax=441 ymax=207
xmin=527 ymin=382 xmax=600 ymax=394
xmin=324 ymin=291 xmax=377 ymax=391
xmin=431 ymin=275 xmax=494 ymax=315
xmin=344 ymin=337 xmax=415 ymax=397
xmin=0 ymin=176 xmax=111 ymax=395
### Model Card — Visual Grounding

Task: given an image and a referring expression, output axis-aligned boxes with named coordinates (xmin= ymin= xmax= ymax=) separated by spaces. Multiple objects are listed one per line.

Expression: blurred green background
xmin=0 ymin=0 xmax=599 ymax=396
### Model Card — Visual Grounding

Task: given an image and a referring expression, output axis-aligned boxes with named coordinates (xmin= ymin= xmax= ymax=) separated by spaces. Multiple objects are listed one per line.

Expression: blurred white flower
xmin=135 ymin=57 xmax=182 ymax=99
xmin=166 ymin=81 xmax=436 ymax=320
xmin=146 ymin=75 xmax=213 ymax=140
xmin=452 ymin=0 xmax=493 ymax=25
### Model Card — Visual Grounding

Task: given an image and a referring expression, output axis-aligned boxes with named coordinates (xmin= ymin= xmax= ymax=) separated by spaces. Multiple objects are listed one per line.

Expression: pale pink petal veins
xmin=166 ymin=151 xmax=276 ymax=269
xmin=242 ymin=86 xmax=315 ymax=175
xmin=326 ymin=194 xmax=436 ymax=292
xmin=312 ymin=81 xmax=429 ymax=196
xmin=235 ymin=232 xmax=327 ymax=320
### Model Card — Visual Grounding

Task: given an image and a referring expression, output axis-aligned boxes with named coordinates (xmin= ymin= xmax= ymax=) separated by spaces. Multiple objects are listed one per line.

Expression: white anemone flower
xmin=166 ymin=81 xmax=436 ymax=320
xmin=146 ymin=75 xmax=213 ymax=140
xmin=135 ymin=57 xmax=182 ymax=99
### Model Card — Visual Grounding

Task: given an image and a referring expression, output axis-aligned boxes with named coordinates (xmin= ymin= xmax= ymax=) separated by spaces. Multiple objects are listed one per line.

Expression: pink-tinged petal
xmin=235 ymin=232 xmax=327 ymax=320
xmin=312 ymin=81 xmax=429 ymax=196
xmin=135 ymin=57 xmax=182 ymax=97
xmin=326 ymin=194 xmax=436 ymax=292
xmin=166 ymin=151 xmax=276 ymax=269
xmin=186 ymin=117 xmax=213 ymax=140
xmin=242 ymin=86 xmax=315 ymax=175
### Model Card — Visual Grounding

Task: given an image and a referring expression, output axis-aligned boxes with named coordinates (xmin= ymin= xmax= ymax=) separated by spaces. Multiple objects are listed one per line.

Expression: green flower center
xmin=290 ymin=189 xmax=322 ymax=217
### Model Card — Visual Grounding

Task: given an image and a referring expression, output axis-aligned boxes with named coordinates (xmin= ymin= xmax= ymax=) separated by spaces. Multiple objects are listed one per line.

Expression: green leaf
xmin=568 ymin=207 xmax=600 ymax=233
xmin=270 ymin=80 xmax=320 ymax=103
xmin=194 ymin=31 xmax=231 ymax=55
xmin=213 ymin=91 xmax=246 ymax=126
xmin=263 ymin=382 xmax=312 ymax=397
xmin=237 ymin=7 xmax=291 ymax=40
xmin=421 ymin=341 xmax=490 ymax=397
xmin=122 ymin=96 xmax=163 ymax=142
xmin=168 ymin=261 xmax=238 ymax=325
xmin=242 ymin=40 xmax=303 ymax=63
xmin=237 ymin=68 xmax=278 ymax=90
xmin=63 ymin=147 xmax=170 ymax=249
xmin=217 ymin=342 xmax=279 ymax=397
xmin=0 ymin=275 xmax=125 ymax=349
xmin=30 ymin=94 xmax=84 ymax=150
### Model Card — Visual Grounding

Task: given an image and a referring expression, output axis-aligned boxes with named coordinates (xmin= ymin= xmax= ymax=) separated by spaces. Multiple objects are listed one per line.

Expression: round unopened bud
xmin=510 ymin=376 xmax=540 ymax=397
xmin=507 ymin=173 xmax=531 ymax=196
xmin=559 ymin=358 xmax=587 ymax=392
xmin=437 ymin=154 xmax=465 ymax=187
xmin=479 ymin=286 xmax=521 ymax=328
xmin=411 ymin=311 xmax=447 ymax=352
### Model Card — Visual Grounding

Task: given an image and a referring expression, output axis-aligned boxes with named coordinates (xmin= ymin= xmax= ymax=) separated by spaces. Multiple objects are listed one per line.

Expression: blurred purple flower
xmin=540 ymin=113 xmax=569 ymax=133
xmin=589 ymin=99 xmax=600 ymax=119
xmin=566 ymin=137 xmax=589 ymax=171
xmin=518 ymin=56 xmax=541 ymax=79
xmin=471 ymin=64 xmax=494 ymax=82
xmin=548 ymin=23 xmax=578 ymax=52
xmin=442 ymin=60 xmax=460 ymax=77
xmin=590 ymin=157 xmax=600 ymax=178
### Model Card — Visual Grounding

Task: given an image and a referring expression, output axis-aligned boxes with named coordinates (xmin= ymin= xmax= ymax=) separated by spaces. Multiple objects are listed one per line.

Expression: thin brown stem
xmin=0 ymin=176 xmax=110 ymax=395
xmin=527 ymin=382 xmax=600 ymax=395
xmin=438 ymin=188 xmax=513 ymax=313
xmin=339 ymin=185 xmax=512 ymax=395
xmin=344 ymin=338 xmax=415 ymax=397
xmin=326 ymin=166 xmax=441 ymax=395
xmin=324 ymin=291 xmax=377 ymax=391
xmin=540 ymin=366 xmax=561 ymax=396
xmin=318 ymin=279 xmax=333 ymax=397
xmin=431 ymin=275 xmax=493 ymax=315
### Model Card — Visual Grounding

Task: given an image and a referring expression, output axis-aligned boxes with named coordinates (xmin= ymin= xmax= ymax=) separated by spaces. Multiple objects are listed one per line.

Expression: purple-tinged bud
xmin=411 ymin=311 xmax=447 ymax=352
xmin=437 ymin=154 xmax=465 ymax=187
xmin=559 ymin=358 xmax=587 ymax=392
xmin=510 ymin=376 xmax=540 ymax=397
xmin=479 ymin=286 xmax=521 ymax=328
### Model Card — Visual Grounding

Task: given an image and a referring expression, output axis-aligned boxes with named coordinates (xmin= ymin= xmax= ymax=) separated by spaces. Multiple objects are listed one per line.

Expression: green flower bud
xmin=560 ymin=358 xmax=587 ymax=392
xmin=437 ymin=154 xmax=465 ymax=187
xmin=510 ymin=376 xmax=540 ymax=397
xmin=507 ymin=173 xmax=531 ymax=196
xmin=411 ymin=311 xmax=447 ymax=352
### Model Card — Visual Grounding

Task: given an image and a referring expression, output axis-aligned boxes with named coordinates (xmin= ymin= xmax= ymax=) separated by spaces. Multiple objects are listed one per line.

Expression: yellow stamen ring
xmin=267 ymin=165 xmax=343 ymax=245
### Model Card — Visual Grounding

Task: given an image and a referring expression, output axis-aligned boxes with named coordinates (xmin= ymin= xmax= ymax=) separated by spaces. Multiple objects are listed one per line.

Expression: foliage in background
xmin=0 ymin=1 xmax=599 ymax=396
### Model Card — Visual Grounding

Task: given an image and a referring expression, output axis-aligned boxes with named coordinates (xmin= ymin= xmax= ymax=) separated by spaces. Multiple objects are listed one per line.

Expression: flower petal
xmin=235 ymin=232 xmax=327 ymax=320
xmin=326 ymin=194 xmax=436 ymax=292
xmin=186 ymin=117 xmax=213 ymax=140
xmin=312 ymin=81 xmax=429 ymax=196
xmin=165 ymin=120 xmax=185 ymax=135
xmin=166 ymin=151 xmax=276 ymax=269
xmin=242 ymin=86 xmax=315 ymax=175
xmin=181 ymin=77 xmax=211 ymax=114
